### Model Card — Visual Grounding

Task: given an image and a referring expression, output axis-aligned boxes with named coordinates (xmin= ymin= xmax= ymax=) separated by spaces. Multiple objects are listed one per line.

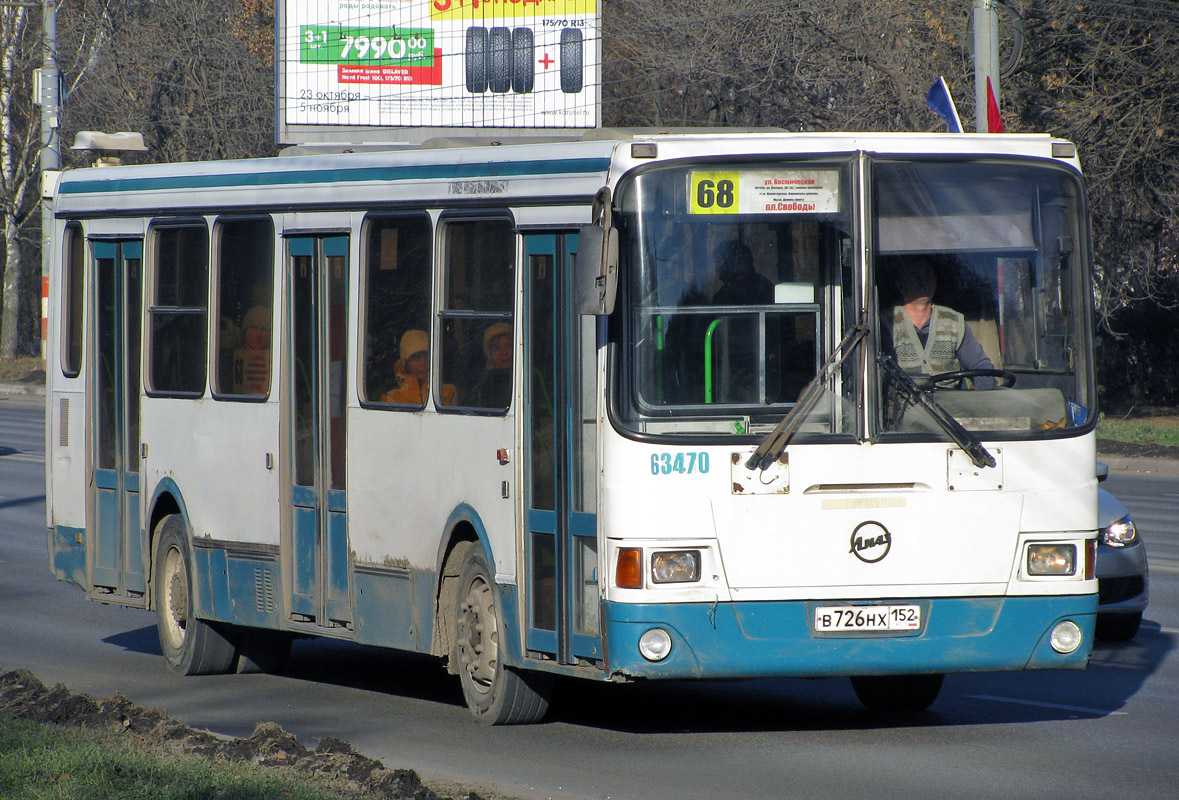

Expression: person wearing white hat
xmin=383 ymin=329 xmax=456 ymax=405
xmin=475 ymin=321 xmax=513 ymax=408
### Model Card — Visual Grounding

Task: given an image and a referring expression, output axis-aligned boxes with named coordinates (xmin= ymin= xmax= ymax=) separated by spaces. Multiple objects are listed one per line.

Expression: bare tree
xmin=55 ymin=0 xmax=277 ymax=169
xmin=602 ymin=1 xmax=967 ymax=132
xmin=1 ymin=4 xmax=40 ymax=358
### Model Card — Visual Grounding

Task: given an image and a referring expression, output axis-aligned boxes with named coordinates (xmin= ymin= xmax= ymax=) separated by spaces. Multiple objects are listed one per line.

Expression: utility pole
xmin=38 ymin=0 xmax=58 ymax=358
xmin=973 ymin=0 xmax=1000 ymax=132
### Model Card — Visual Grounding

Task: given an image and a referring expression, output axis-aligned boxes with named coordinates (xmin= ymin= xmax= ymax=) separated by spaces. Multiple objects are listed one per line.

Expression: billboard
xmin=277 ymin=0 xmax=601 ymax=144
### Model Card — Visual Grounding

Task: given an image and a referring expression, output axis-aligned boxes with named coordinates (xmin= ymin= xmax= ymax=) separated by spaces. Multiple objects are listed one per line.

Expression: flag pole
xmin=973 ymin=0 xmax=1000 ymax=132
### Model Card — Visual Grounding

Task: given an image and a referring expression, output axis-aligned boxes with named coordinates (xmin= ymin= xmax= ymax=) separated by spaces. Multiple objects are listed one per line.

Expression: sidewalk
xmin=1098 ymin=454 xmax=1179 ymax=477
xmin=0 ymin=381 xmax=44 ymax=404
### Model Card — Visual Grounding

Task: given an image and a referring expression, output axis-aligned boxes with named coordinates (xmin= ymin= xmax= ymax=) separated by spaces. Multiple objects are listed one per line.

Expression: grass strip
xmin=1098 ymin=416 xmax=1179 ymax=448
xmin=0 ymin=715 xmax=377 ymax=800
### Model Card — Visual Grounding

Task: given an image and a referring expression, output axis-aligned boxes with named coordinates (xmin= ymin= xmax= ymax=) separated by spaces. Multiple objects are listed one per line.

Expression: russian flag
xmin=925 ymin=77 xmax=963 ymax=133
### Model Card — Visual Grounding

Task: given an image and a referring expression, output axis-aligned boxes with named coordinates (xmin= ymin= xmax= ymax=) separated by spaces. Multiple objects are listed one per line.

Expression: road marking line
xmin=965 ymin=695 xmax=1127 ymax=715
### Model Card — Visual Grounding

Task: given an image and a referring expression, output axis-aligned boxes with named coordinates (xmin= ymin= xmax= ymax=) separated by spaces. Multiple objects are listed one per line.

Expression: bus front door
xmin=524 ymin=233 xmax=602 ymax=665
xmin=90 ymin=240 xmax=145 ymax=602
xmin=286 ymin=235 xmax=352 ymax=630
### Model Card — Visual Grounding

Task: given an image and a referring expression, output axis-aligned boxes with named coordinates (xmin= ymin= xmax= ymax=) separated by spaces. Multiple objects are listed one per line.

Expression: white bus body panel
xmin=347 ymin=409 xmax=516 ymax=580
xmin=600 ymin=432 xmax=1096 ymax=602
xmin=141 ymin=398 xmax=282 ymax=547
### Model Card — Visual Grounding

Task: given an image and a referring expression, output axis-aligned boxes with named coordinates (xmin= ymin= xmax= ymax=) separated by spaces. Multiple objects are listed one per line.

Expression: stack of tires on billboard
xmin=465 ymin=26 xmax=583 ymax=95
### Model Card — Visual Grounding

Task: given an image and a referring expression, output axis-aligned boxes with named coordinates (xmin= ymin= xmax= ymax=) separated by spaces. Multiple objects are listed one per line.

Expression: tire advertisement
xmin=280 ymin=0 xmax=599 ymax=132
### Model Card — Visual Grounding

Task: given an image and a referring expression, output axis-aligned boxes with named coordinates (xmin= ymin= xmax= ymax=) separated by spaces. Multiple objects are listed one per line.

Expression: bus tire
xmin=511 ymin=27 xmax=534 ymax=94
xmin=559 ymin=28 xmax=583 ymax=94
xmin=456 ymin=548 xmax=551 ymax=724
xmin=234 ymin=628 xmax=293 ymax=674
xmin=488 ymin=27 xmax=512 ymax=93
xmin=850 ymin=673 xmax=944 ymax=712
xmin=153 ymin=515 xmax=237 ymax=676
xmin=465 ymin=27 xmax=487 ymax=93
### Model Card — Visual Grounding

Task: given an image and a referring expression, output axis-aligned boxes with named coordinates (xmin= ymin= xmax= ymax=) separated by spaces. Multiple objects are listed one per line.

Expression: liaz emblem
xmin=850 ymin=521 xmax=892 ymax=563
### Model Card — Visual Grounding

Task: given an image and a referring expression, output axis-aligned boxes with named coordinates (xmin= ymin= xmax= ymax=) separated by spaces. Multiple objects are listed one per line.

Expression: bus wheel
xmin=153 ymin=515 xmax=236 ymax=676
xmin=456 ymin=548 xmax=551 ymax=724
xmin=850 ymin=674 xmax=944 ymax=712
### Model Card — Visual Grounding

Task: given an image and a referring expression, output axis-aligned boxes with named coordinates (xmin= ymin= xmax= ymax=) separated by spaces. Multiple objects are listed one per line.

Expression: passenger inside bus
xmin=711 ymin=240 xmax=775 ymax=305
xmin=475 ymin=321 xmax=513 ymax=408
xmin=233 ymin=305 xmax=271 ymax=395
xmin=383 ymin=329 xmax=456 ymax=406
xmin=882 ymin=256 xmax=996 ymax=389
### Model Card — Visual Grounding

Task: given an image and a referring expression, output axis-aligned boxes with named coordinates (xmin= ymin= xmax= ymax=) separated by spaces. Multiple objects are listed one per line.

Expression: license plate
xmin=814 ymin=605 xmax=921 ymax=632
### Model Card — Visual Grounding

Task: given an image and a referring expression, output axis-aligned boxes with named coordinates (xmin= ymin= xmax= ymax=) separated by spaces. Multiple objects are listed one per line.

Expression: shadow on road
xmin=105 ymin=625 xmax=466 ymax=710
xmin=281 ymin=638 xmax=465 ymax=709
xmin=103 ymin=626 xmax=162 ymax=657
xmin=98 ymin=618 xmax=1172 ymax=734
xmin=0 ymin=493 xmax=46 ymax=511
xmin=544 ymin=623 xmax=1175 ymax=733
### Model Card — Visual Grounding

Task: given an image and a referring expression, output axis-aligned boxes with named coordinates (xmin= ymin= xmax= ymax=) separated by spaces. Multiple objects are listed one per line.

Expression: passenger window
xmin=61 ymin=224 xmax=85 ymax=378
xmin=361 ymin=215 xmax=435 ymax=406
xmin=439 ymin=219 xmax=515 ymax=411
xmin=148 ymin=224 xmax=208 ymax=396
xmin=213 ymin=218 xmax=275 ymax=398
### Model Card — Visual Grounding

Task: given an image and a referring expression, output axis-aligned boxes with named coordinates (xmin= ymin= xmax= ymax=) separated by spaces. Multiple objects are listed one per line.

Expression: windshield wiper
xmin=746 ymin=316 xmax=868 ymax=472
xmin=877 ymin=353 xmax=996 ymax=469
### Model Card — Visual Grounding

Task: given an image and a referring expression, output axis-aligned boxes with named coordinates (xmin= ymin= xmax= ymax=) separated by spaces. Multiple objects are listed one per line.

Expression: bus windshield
xmin=873 ymin=159 xmax=1093 ymax=439
xmin=616 ymin=160 xmax=857 ymax=437
xmin=614 ymin=156 xmax=1093 ymax=441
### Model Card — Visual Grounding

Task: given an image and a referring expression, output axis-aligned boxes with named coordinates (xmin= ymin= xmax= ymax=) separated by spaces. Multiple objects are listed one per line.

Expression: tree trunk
xmin=1 ymin=6 xmax=29 ymax=359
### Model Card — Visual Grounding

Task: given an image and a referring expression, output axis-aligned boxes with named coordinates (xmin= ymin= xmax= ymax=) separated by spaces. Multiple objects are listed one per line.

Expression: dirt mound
xmin=0 ymin=669 xmax=483 ymax=800
xmin=1098 ymin=438 xmax=1179 ymax=460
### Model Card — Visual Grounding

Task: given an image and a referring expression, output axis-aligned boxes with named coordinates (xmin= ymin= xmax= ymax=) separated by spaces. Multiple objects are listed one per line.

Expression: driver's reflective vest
xmin=891 ymin=305 xmax=964 ymax=375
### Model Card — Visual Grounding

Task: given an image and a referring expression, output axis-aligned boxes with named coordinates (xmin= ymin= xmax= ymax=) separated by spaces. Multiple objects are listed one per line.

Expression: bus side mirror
xmin=576 ymin=187 xmax=618 ymax=316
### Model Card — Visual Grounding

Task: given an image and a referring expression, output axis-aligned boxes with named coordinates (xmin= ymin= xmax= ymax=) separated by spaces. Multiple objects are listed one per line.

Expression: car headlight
xmin=651 ymin=550 xmax=701 ymax=584
xmin=1027 ymin=544 xmax=1076 ymax=576
xmin=1100 ymin=514 xmax=1138 ymax=548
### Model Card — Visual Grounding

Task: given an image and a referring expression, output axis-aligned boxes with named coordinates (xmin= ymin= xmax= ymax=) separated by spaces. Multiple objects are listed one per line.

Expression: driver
xmin=884 ymin=257 xmax=996 ymax=389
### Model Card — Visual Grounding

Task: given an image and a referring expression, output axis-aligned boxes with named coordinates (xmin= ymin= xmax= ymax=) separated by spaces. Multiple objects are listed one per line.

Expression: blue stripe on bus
xmin=58 ymin=157 xmax=613 ymax=195
xmin=601 ymin=595 xmax=1097 ymax=680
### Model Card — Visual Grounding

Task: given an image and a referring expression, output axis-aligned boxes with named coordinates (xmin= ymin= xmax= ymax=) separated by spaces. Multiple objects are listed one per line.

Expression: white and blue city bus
xmin=45 ymin=130 xmax=1099 ymax=723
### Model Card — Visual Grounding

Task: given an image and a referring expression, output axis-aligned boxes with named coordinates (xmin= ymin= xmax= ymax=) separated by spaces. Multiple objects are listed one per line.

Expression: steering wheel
xmin=925 ymin=368 xmax=1017 ymax=390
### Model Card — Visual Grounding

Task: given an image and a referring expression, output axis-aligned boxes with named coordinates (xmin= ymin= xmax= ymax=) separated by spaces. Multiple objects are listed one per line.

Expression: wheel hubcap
xmin=162 ymin=546 xmax=189 ymax=650
xmin=458 ymin=575 xmax=498 ymax=694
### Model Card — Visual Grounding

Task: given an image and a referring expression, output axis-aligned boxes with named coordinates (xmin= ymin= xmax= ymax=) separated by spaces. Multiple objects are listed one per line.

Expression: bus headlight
xmin=651 ymin=550 xmax=700 ymax=584
xmin=638 ymin=628 xmax=673 ymax=661
xmin=1050 ymin=620 xmax=1083 ymax=654
xmin=1027 ymin=544 xmax=1076 ymax=576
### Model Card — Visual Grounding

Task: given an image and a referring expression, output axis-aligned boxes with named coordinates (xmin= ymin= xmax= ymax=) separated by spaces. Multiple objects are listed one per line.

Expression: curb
xmin=0 ymin=382 xmax=45 ymax=398
xmin=1098 ymin=454 xmax=1179 ymax=477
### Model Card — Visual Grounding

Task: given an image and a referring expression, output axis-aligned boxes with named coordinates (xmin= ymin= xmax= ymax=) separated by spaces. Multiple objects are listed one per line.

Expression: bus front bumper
xmin=601 ymin=595 xmax=1097 ymax=680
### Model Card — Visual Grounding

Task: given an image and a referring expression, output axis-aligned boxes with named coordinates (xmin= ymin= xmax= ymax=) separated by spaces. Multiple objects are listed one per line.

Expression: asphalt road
xmin=3 ymin=395 xmax=1178 ymax=800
